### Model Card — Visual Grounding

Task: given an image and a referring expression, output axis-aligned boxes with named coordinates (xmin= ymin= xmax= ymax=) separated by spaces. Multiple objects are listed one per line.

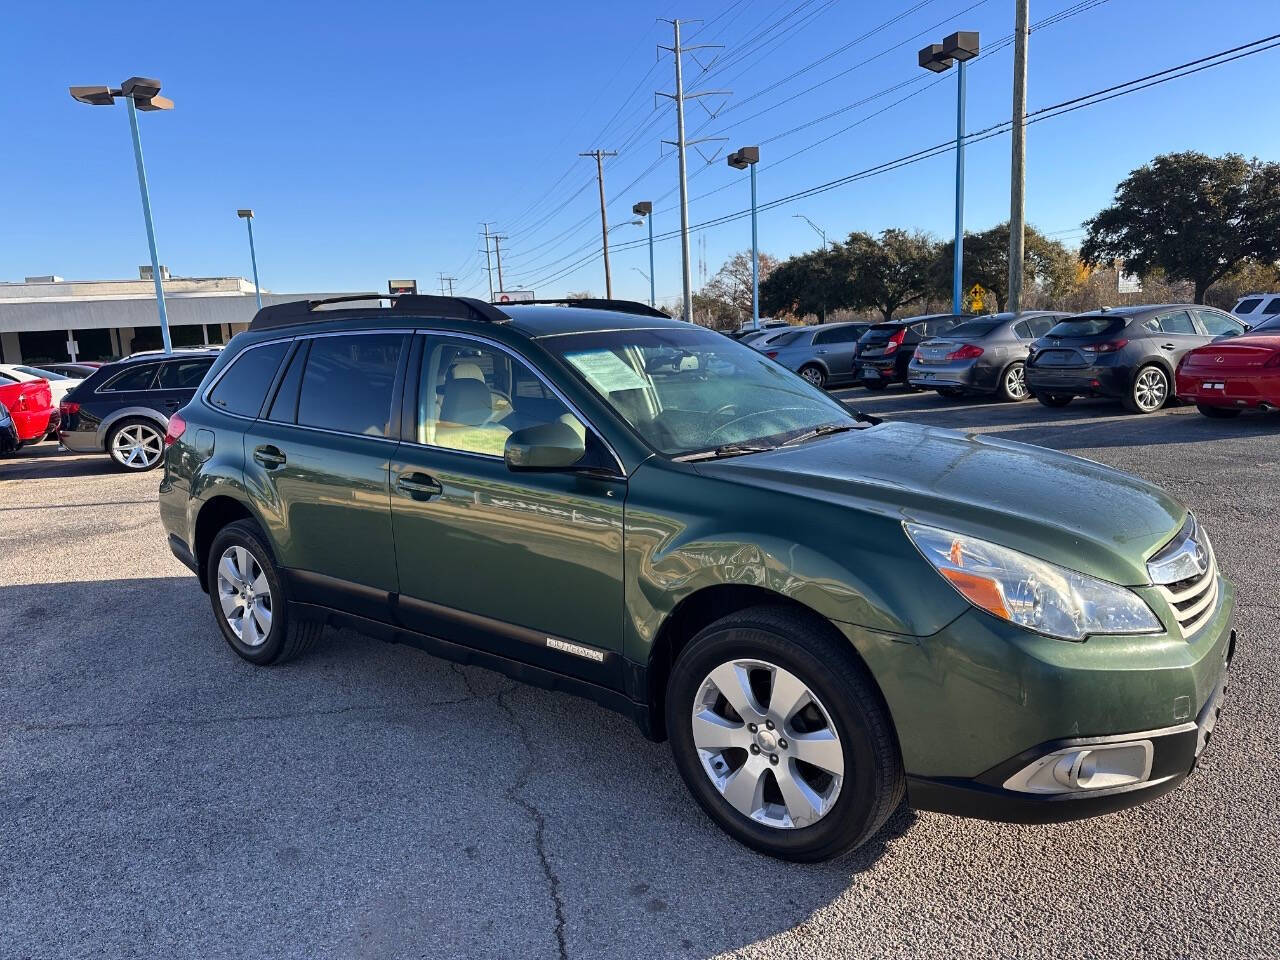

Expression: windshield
xmin=1045 ymin=316 xmax=1124 ymax=338
xmin=761 ymin=328 xmax=807 ymax=347
xmin=546 ymin=327 xmax=857 ymax=457
xmin=942 ymin=319 xmax=1002 ymax=338
xmin=15 ymin=365 xmax=69 ymax=381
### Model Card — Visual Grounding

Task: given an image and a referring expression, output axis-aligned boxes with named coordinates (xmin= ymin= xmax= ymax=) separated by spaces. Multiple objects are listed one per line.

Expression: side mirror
xmin=504 ymin=421 xmax=587 ymax=472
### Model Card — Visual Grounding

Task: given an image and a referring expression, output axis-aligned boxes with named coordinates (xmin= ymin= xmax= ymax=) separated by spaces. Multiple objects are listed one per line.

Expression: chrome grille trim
xmin=1152 ymin=532 xmax=1219 ymax=639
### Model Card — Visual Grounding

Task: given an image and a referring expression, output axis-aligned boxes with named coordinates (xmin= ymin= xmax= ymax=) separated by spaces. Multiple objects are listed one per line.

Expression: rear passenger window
xmin=1234 ymin=298 xmax=1262 ymax=314
xmin=1263 ymin=298 xmax=1280 ymax=315
xmin=267 ymin=342 xmax=307 ymax=423
xmin=296 ymin=334 xmax=405 ymax=437
xmin=156 ymin=358 xmax=214 ymax=389
xmin=101 ymin=364 xmax=159 ymax=392
xmin=1013 ymin=321 xmax=1033 ymax=340
xmin=1154 ymin=311 xmax=1196 ymax=335
xmin=207 ymin=342 xmax=289 ymax=416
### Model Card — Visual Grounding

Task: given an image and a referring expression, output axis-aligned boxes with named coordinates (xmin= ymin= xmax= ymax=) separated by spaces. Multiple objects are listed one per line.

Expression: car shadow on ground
xmin=0 ymin=444 xmax=118 ymax=480
xmin=2 ymin=574 xmax=920 ymax=960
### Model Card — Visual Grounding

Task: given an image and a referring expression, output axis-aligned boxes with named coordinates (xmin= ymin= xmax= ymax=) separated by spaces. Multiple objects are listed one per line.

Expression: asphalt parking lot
xmin=2 ymin=391 xmax=1277 ymax=960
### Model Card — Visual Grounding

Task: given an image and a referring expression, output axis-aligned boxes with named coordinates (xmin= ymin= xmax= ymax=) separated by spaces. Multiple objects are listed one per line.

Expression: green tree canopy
xmin=760 ymin=248 xmax=839 ymax=319
xmin=936 ymin=223 xmax=1074 ymax=311
xmin=836 ymin=229 xmax=937 ymax=321
xmin=1081 ymin=151 xmax=1280 ymax=303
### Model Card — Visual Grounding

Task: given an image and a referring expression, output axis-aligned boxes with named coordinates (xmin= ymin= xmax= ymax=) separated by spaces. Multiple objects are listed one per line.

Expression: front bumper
xmin=908 ymin=631 xmax=1233 ymax=823
xmin=1025 ymin=362 xmax=1128 ymax=398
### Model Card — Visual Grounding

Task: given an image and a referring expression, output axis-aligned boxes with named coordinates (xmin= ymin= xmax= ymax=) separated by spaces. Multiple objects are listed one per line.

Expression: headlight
xmin=905 ymin=523 xmax=1161 ymax=641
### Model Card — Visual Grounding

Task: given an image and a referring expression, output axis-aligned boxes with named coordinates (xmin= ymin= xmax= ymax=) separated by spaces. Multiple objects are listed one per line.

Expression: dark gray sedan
xmin=760 ymin=322 xmax=870 ymax=389
xmin=907 ymin=311 xmax=1069 ymax=402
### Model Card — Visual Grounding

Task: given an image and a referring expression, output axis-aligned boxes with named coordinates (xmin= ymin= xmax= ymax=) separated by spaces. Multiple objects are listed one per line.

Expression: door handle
xmin=163 ymin=399 xmax=181 ymax=409
xmin=396 ymin=471 xmax=443 ymax=500
xmin=1161 ymin=343 xmax=1176 ymax=350
xmin=253 ymin=445 xmax=287 ymax=469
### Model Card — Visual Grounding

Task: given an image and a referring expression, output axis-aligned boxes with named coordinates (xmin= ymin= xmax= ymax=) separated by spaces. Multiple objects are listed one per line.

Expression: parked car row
xmin=0 ymin=368 xmax=58 ymax=448
xmin=749 ymin=302 xmax=1278 ymax=419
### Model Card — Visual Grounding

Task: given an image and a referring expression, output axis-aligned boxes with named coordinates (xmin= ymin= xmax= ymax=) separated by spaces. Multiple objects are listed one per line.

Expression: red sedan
xmin=0 ymin=373 xmax=57 ymax=444
xmin=1175 ymin=334 xmax=1280 ymax=418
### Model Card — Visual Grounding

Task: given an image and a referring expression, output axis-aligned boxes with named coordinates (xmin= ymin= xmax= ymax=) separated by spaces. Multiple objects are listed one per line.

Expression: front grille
xmin=1153 ymin=540 xmax=1219 ymax=639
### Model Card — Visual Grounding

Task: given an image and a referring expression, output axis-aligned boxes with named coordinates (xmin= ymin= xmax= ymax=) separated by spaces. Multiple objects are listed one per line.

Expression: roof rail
xmin=498 ymin=297 xmax=669 ymax=319
xmin=249 ymin=293 xmax=509 ymax=331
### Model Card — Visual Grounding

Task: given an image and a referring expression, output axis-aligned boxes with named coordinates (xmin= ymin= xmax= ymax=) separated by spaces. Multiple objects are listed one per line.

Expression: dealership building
xmin=0 ymin=271 xmax=338 ymax=364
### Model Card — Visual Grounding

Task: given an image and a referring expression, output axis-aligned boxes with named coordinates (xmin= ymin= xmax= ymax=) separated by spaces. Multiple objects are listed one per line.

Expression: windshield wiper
xmin=675 ymin=442 xmax=776 ymax=462
xmin=779 ymin=421 xmax=861 ymax=447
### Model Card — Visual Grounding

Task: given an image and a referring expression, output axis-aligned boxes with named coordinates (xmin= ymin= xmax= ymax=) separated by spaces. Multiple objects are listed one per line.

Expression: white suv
xmin=1231 ymin=293 xmax=1280 ymax=327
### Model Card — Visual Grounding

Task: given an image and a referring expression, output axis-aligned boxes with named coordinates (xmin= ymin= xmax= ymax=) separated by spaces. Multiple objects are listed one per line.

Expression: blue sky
xmin=4 ymin=0 xmax=1279 ymax=306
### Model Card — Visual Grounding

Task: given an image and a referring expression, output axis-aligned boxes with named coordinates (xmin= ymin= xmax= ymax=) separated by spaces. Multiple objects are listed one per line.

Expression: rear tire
xmin=1196 ymin=403 xmax=1241 ymax=419
xmin=1036 ymin=393 xmax=1073 ymax=408
xmin=1123 ymin=364 xmax=1170 ymax=414
xmin=798 ymin=365 xmax=827 ymax=389
xmin=206 ymin=519 xmax=322 ymax=665
xmin=997 ymin=361 xmax=1030 ymax=402
xmin=107 ymin=417 xmax=166 ymax=472
xmin=666 ymin=606 xmax=904 ymax=862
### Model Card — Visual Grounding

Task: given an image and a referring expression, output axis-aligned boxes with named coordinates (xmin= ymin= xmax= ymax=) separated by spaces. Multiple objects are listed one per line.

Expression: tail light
xmin=946 ymin=344 xmax=984 ymax=361
xmin=883 ymin=327 xmax=907 ymax=355
xmin=60 ymin=400 xmax=80 ymax=417
xmin=164 ymin=411 xmax=187 ymax=446
xmin=765 ymin=351 xmax=779 ymax=359
xmin=1081 ymin=339 xmax=1128 ymax=354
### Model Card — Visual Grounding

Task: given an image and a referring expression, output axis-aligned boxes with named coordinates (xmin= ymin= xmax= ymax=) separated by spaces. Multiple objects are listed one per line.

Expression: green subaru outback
xmin=159 ymin=295 xmax=1234 ymax=861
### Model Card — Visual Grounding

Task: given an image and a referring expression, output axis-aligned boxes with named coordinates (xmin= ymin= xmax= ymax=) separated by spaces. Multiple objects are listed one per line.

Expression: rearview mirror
xmin=504 ymin=421 xmax=587 ymax=472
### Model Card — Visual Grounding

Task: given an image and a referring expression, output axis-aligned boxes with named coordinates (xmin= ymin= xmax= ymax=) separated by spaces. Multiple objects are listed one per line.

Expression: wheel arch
xmin=642 ymin=584 xmax=889 ymax=742
xmin=193 ymin=495 xmax=262 ymax=591
xmin=796 ymin=359 xmax=830 ymax=377
xmin=97 ymin=406 xmax=169 ymax=448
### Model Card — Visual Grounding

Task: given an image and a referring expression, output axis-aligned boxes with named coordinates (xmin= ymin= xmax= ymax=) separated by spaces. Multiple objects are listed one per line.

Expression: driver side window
xmin=417 ymin=336 xmax=585 ymax=457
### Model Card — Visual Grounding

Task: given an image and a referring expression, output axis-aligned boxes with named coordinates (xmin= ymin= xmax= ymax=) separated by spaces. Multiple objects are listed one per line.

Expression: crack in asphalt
xmin=494 ymin=685 xmax=569 ymax=960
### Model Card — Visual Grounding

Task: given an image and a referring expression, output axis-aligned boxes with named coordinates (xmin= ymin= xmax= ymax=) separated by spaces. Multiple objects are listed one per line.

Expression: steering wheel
xmin=705 ymin=406 xmax=812 ymax=443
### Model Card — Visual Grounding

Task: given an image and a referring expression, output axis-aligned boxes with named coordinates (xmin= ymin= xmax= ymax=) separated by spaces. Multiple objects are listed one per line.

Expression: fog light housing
xmin=1003 ymin=740 xmax=1154 ymax=795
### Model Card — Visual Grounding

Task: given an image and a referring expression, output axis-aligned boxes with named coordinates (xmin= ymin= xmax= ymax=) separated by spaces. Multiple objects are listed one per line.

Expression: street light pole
xmin=633 ymin=202 xmax=655 ymax=308
xmin=792 ymin=214 xmax=828 ymax=251
xmin=919 ymin=32 xmax=979 ymax=315
xmin=71 ymin=77 xmax=175 ymax=353
xmin=237 ymin=209 xmax=262 ymax=311
xmin=728 ymin=147 xmax=761 ymax=329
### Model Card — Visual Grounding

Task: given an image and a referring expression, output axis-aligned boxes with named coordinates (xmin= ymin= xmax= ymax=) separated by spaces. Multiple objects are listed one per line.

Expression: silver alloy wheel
xmin=800 ymin=367 xmax=825 ymax=387
xmin=216 ymin=545 xmax=273 ymax=647
xmin=110 ymin=422 xmax=164 ymax=469
xmin=692 ymin=658 xmax=844 ymax=829
xmin=1005 ymin=363 xmax=1028 ymax=400
xmin=1134 ymin=367 xmax=1168 ymax=411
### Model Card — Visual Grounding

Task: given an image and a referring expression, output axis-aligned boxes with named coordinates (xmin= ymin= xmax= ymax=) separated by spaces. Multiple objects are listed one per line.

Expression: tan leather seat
xmin=449 ymin=361 xmax=486 ymax=383
xmin=434 ymin=377 xmax=511 ymax=456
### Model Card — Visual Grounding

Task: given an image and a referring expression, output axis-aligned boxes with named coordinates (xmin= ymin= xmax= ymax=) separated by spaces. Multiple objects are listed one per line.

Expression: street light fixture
xmin=69 ymin=76 xmax=176 ymax=353
xmin=792 ymin=213 xmax=829 ymax=251
xmin=919 ymin=31 xmax=979 ymax=314
xmin=633 ymin=201 xmax=655 ymax=308
xmin=728 ymin=146 xmax=762 ymax=330
xmin=237 ymin=209 xmax=263 ymax=311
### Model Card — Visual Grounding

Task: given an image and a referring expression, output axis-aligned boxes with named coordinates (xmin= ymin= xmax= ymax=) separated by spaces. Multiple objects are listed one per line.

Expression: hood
xmin=696 ymin=421 xmax=1185 ymax=586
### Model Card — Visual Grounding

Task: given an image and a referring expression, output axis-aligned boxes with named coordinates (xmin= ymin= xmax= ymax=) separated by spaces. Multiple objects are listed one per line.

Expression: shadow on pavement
xmin=0 ymin=444 xmax=118 ymax=480
xmin=2 ymin=574 xmax=917 ymax=960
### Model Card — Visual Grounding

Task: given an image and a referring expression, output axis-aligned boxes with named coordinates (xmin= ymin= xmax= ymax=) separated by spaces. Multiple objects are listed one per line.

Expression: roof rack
xmin=249 ymin=293 xmax=508 ymax=331
xmin=498 ymin=297 xmax=669 ymax=319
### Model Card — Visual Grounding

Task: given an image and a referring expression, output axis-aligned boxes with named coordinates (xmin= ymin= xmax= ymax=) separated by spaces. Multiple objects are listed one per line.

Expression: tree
xmin=1081 ymin=152 xmax=1280 ymax=303
xmin=837 ymin=229 xmax=937 ymax=321
xmin=936 ymin=223 xmax=1074 ymax=311
xmin=760 ymin=248 xmax=839 ymax=320
xmin=701 ymin=250 xmax=779 ymax=321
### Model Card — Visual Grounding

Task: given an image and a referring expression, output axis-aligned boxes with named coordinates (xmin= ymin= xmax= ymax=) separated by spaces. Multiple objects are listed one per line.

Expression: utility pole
xmin=659 ymin=19 xmax=728 ymax=322
xmin=580 ymin=150 xmax=619 ymax=297
xmin=438 ymin=273 xmax=456 ymax=296
xmin=1008 ymin=0 xmax=1030 ymax=313
xmin=493 ymin=233 xmax=508 ymax=292
xmin=480 ymin=222 xmax=496 ymax=300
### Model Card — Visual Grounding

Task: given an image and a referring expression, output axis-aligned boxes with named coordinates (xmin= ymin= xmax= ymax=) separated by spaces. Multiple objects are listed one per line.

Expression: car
xmin=39 ymin=361 xmax=103 ymax=379
xmin=0 ymin=363 xmax=82 ymax=405
xmin=736 ymin=324 xmax=795 ymax=346
xmin=0 ymin=372 xmax=57 ymax=446
xmin=1175 ymin=333 xmax=1280 ymax=418
xmin=58 ymin=349 xmax=219 ymax=471
xmin=855 ymin=314 xmax=969 ymax=390
xmin=0 ymin=401 xmax=19 ymax=455
xmin=759 ymin=322 xmax=870 ymax=389
xmin=1026 ymin=304 xmax=1248 ymax=414
xmin=908 ymin=311 xmax=1071 ymax=402
xmin=1229 ymin=292 xmax=1280 ymax=326
xmin=160 ymin=294 xmax=1234 ymax=863
xmin=729 ymin=320 xmax=790 ymax=340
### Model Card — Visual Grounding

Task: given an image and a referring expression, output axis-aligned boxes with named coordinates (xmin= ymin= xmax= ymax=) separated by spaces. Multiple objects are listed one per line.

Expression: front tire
xmin=107 ymin=418 xmax=166 ymax=471
xmin=1123 ymin=364 xmax=1170 ymax=414
xmin=666 ymin=606 xmax=904 ymax=862
xmin=997 ymin=361 xmax=1029 ymax=402
xmin=1196 ymin=403 xmax=1241 ymax=419
xmin=206 ymin=519 xmax=322 ymax=665
xmin=798 ymin=365 xmax=827 ymax=389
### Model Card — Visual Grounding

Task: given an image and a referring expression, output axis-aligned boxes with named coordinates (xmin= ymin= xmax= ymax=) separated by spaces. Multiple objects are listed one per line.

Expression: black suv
xmin=1025 ymin=304 xmax=1248 ymax=414
xmin=58 ymin=349 xmax=219 ymax=470
xmin=855 ymin=313 xmax=969 ymax=389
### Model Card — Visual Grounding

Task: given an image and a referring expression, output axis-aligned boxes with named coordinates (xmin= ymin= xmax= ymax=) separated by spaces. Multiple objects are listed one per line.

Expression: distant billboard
xmin=495 ymin=290 xmax=535 ymax=303
xmin=388 ymin=279 xmax=418 ymax=297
